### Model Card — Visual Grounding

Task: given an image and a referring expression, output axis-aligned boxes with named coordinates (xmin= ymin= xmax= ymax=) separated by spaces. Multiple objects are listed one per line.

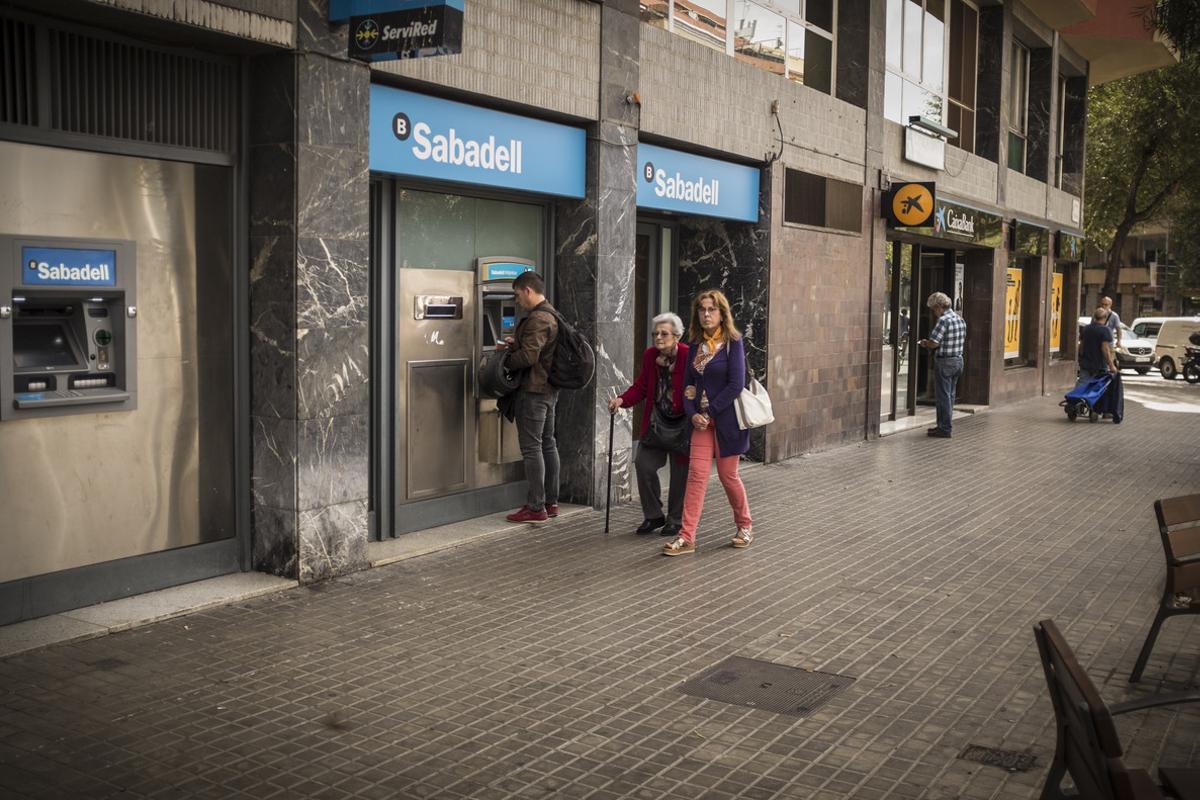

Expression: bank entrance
xmin=366 ymin=84 xmax=586 ymax=538
xmin=882 ymin=195 xmax=1004 ymax=433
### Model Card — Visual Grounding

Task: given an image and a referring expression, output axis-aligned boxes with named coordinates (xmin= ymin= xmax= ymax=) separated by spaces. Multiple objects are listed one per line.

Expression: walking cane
xmin=604 ymin=409 xmax=615 ymax=534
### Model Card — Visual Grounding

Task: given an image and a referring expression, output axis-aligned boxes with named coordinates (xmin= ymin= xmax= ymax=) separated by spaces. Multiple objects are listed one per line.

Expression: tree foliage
xmin=1144 ymin=0 xmax=1200 ymax=58
xmin=1084 ymin=55 xmax=1200 ymax=294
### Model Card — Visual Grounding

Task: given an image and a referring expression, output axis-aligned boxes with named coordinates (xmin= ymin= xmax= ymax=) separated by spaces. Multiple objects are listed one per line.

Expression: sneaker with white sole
xmin=731 ymin=527 xmax=753 ymax=548
xmin=662 ymin=536 xmax=695 ymax=556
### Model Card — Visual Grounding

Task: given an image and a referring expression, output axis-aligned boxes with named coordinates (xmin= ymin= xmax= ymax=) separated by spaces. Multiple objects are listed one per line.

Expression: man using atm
xmin=501 ymin=271 xmax=560 ymax=524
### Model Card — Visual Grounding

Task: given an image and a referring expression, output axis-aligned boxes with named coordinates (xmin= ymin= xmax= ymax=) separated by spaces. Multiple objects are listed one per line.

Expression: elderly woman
xmin=663 ymin=289 xmax=753 ymax=556
xmin=607 ymin=313 xmax=691 ymax=537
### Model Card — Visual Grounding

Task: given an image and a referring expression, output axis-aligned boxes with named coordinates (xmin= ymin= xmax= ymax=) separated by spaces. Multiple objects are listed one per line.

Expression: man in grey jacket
xmin=503 ymin=271 xmax=560 ymax=524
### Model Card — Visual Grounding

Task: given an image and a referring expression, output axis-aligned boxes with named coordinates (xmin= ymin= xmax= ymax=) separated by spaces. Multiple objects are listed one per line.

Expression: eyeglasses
xmin=653 ymin=331 xmax=676 ymax=338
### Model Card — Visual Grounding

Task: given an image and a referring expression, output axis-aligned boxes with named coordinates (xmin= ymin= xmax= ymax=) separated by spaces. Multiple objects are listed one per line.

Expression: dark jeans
xmin=515 ymin=390 xmax=559 ymax=511
xmin=934 ymin=355 xmax=963 ymax=433
xmin=634 ymin=442 xmax=688 ymax=525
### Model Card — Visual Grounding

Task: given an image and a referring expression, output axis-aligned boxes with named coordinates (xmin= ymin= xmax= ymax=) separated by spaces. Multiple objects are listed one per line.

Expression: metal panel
xmin=406 ymin=359 xmax=468 ymax=497
xmin=0 ymin=141 xmax=235 ymax=584
xmin=394 ymin=267 xmax=474 ymax=504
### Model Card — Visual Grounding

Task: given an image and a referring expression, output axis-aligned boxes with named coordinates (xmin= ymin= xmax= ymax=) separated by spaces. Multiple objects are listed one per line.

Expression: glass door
xmin=634 ymin=221 xmax=676 ymax=437
xmin=883 ymin=240 xmax=915 ymax=421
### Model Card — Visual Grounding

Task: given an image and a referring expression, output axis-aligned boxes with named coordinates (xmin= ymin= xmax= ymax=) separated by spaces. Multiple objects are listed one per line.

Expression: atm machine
xmin=0 ymin=235 xmax=137 ymax=420
xmin=393 ymin=256 xmax=536 ymax=511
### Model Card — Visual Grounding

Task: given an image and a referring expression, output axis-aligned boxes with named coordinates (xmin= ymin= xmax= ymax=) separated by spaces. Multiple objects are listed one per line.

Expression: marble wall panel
xmin=296 ymin=236 xmax=369 ymax=331
xmin=249 ymin=56 xmax=296 ymax=147
xmin=247 ymin=42 xmax=371 ymax=582
xmin=975 ymin=6 xmax=1006 ymax=166
xmin=298 ymin=499 xmax=369 ymax=583
xmin=298 ymin=55 xmax=370 ymax=149
xmin=297 ymin=0 xmax=347 ymax=56
xmin=1027 ymin=47 xmax=1054 ymax=184
xmin=296 ymin=325 xmax=369 ymax=420
xmin=296 ymin=414 xmax=369 ymax=511
xmin=837 ymin=0 xmax=871 ymax=109
xmin=253 ymin=504 xmax=298 ymax=578
xmin=252 ymin=415 xmax=297 ymax=511
xmin=296 ymin=145 xmax=369 ymax=240
xmin=248 ymin=143 xmax=297 ymax=237
xmin=249 ymin=235 xmax=297 ymax=419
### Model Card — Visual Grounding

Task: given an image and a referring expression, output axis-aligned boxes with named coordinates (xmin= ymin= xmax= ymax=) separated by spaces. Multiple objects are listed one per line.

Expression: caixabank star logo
xmin=355 ymin=19 xmax=380 ymax=50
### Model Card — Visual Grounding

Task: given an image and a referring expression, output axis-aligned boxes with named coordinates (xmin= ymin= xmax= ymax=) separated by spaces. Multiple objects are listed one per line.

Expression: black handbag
xmin=641 ymin=406 xmax=691 ymax=455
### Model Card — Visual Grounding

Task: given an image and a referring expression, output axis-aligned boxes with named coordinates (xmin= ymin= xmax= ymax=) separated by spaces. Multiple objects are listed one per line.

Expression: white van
xmin=1153 ymin=318 xmax=1200 ymax=379
xmin=1130 ymin=316 xmax=1199 ymax=342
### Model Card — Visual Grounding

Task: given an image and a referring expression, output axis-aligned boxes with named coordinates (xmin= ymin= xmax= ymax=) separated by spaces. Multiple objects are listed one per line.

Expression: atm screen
xmin=13 ymin=323 xmax=82 ymax=369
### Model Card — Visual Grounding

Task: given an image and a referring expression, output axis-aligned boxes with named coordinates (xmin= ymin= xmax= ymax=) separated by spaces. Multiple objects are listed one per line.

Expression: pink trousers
xmin=678 ymin=426 xmax=752 ymax=544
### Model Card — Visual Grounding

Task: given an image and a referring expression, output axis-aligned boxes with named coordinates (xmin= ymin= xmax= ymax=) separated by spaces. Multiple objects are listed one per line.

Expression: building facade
xmin=0 ymin=0 xmax=1171 ymax=622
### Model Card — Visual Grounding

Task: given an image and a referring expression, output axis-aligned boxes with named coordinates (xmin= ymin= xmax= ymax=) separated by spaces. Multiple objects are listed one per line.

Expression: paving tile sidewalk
xmin=1 ymin=376 xmax=1198 ymax=800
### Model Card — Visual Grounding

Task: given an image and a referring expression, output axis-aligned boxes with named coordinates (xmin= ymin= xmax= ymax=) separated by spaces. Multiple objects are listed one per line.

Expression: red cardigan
xmin=618 ymin=343 xmax=690 ymax=453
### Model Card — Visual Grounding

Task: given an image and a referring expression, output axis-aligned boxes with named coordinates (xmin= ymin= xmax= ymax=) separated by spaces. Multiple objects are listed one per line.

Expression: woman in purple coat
xmin=662 ymin=289 xmax=753 ymax=556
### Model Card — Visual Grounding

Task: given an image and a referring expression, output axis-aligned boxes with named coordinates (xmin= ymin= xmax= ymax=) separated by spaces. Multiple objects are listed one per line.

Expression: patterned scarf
xmin=694 ymin=331 xmax=724 ymax=373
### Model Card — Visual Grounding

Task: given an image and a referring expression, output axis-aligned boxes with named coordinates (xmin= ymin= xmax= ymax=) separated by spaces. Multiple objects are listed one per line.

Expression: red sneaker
xmin=546 ymin=504 xmax=559 ymax=518
xmin=506 ymin=506 xmax=548 ymax=524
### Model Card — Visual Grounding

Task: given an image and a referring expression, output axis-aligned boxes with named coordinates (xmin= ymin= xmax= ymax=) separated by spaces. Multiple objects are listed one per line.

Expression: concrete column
xmin=247 ymin=2 xmax=372 ymax=581
xmin=554 ymin=0 xmax=640 ymax=507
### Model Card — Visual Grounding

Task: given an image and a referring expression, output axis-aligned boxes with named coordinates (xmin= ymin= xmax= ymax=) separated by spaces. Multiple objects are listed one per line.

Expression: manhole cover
xmin=959 ymin=745 xmax=1038 ymax=773
xmin=678 ymin=656 xmax=854 ymax=716
xmin=87 ymin=658 xmax=128 ymax=671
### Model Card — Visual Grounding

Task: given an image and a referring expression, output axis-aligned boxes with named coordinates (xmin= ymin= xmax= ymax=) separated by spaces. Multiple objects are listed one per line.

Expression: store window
xmin=1049 ymin=267 xmax=1064 ymax=358
xmin=1004 ymin=256 xmax=1040 ymax=366
xmin=945 ymin=0 xmax=978 ymax=152
xmin=645 ymin=1 xmax=836 ymax=94
xmin=1008 ymin=41 xmax=1030 ymax=174
xmin=783 ymin=168 xmax=862 ymax=232
xmin=395 ymin=189 xmax=544 ymax=270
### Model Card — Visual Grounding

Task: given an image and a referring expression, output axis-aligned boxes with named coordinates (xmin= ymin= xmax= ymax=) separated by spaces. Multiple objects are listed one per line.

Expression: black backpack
xmin=539 ymin=307 xmax=595 ymax=390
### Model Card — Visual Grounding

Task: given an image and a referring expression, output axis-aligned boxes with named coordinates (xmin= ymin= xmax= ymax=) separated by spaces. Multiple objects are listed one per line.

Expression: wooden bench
xmin=1034 ymin=619 xmax=1200 ymax=800
xmin=1130 ymin=494 xmax=1200 ymax=684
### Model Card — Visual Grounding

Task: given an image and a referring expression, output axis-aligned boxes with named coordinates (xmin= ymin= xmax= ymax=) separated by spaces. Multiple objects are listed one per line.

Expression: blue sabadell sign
xmin=636 ymin=143 xmax=760 ymax=223
xmin=22 ymin=247 xmax=117 ymax=287
xmin=369 ymin=85 xmax=586 ymax=198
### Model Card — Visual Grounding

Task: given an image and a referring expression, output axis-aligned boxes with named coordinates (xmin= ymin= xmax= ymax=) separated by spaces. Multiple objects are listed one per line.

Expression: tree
xmin=1144 ymin=0 xmax=1200 ymax=58
xmin=1084 ymin=55 xmax=1200 ymax=298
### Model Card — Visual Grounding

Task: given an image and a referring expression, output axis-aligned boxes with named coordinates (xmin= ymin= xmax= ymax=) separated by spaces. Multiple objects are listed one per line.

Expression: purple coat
xmin=683 ymin=336 xmax=750 ymax=458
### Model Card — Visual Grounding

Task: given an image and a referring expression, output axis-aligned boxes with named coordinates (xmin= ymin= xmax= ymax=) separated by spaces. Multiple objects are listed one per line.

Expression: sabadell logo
xmin=392 ymin=112 xmax=524 ymax=175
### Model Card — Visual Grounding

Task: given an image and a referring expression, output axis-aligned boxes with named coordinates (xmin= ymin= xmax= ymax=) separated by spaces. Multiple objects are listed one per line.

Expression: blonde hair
xmin=687 ymin=289 xmax=742 ymax=343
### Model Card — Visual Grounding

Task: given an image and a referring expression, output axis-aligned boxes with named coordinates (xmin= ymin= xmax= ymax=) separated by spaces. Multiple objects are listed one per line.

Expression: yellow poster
xmin=1004 ymin=267 xmax=1022 ymax=359
xmin=1049 ymin=272 xmax=1063 ymax=353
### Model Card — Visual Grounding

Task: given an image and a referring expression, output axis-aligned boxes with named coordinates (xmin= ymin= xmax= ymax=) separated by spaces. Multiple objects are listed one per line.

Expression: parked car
xmin=1076 ymin=317 xmax=1156 ymax=374
xmin=1153 ymin=318 xmax=1200 ymax=379
xmin=1129 ymin=315 xmax=1200 ymax=342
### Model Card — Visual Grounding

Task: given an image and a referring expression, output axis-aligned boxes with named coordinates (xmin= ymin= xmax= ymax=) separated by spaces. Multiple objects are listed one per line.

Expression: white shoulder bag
xmin=734 ymin=348 xmax=774 ymax=430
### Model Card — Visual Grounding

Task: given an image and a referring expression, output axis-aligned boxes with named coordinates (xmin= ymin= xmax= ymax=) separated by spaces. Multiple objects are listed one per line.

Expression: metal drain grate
xmin=678 ymin=656 xmax=854 ymax=716
xmin=959 ymin=745 xmax=1038 ymax=773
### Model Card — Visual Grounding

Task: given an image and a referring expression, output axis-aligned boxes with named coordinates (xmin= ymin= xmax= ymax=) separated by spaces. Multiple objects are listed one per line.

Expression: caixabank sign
xmin=636 ymin=144 xmax=760 ymax=223
xmin=341 ymin=0 xmax=464 ymax=62
xmin=369 ymin=85 xmax=586 ymax=198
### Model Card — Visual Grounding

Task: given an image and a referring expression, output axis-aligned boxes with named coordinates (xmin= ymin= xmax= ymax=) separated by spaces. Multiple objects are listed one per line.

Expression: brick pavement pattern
xmin=1 ymin=376 xmax=1198 ymax=800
